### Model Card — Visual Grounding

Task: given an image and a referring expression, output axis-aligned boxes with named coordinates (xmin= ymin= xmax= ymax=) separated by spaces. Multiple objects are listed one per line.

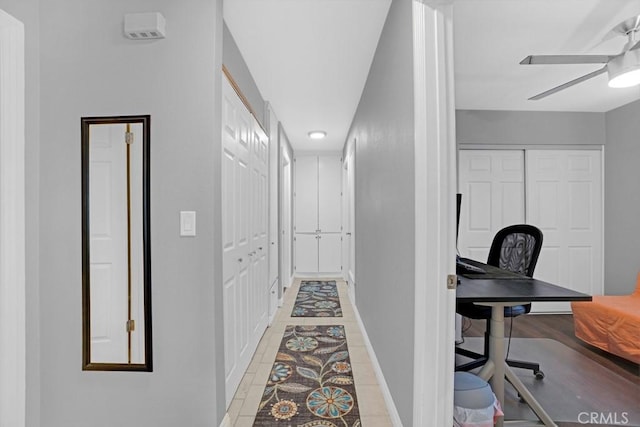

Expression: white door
xmin=268 ymin=107 xmax=279 ymax=293
xmin=526 ymin=149 xmax=603 ymax=312
xmin=458 ymin=150 xmax=525 ymax=261
xmin=249 ymin=125 xmax=269 ymax=334
xmin=221 ymin=77 xmax=269 ymax=406
xmin=319 ymin=234 xmax=342 ymax=274
xmin=281 ymin=152 xmax=292 ymax=288
xmin=347 ymin=149 xmax=355 ymax=288
xmin=318 ymin=155 xmax=342 ymax=233
xmin=295 ymin=156 xmax=318 ymax=233
xmin=88 ymin=123 xmax=130 ymax=363
xmin=295 ymin=234 xmax=318 ymax=275
xmin=341 ymin=158 xmax=349 ymax=281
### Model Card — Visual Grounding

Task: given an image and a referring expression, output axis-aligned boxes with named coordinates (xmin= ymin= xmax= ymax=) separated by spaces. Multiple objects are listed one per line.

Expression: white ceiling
xmin=225 ymin=0 xmax=640 ymax=152
xmin=454 ymin=0 xmax=640 ymax=112
xmin=224 ymin=0 xmax=392 ymax=152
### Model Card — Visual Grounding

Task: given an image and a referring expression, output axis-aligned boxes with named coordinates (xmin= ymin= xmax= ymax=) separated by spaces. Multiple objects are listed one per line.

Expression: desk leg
xmin=504 ymin=366 xmax=557 ymax=426
xmin=489 ymin=306 xmax=505 ymax=427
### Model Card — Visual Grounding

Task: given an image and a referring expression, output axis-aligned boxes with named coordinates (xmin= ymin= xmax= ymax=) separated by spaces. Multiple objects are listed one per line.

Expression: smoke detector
xmin=124 ymin=12 xmax=166 ymax=40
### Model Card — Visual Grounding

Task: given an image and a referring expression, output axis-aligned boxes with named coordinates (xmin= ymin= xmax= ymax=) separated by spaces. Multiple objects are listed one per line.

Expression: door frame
xmin=413 ymin=1 xmax=456 ymax=425
xmin=0 ymin=9 xmax=26 ymax=427
xmin=342 ymin=141 xmax=356 ymax=301
xmin=280 ymin=145 xmax=293 ymax=289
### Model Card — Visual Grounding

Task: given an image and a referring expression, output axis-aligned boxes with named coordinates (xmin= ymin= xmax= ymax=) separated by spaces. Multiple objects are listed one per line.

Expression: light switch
xmin=180 ymin=211 xmax=196 ymax=237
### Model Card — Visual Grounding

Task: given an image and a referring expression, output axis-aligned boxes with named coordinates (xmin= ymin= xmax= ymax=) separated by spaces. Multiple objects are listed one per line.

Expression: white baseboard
xmin=351 ymin=301 xmax=403 ymax=426
xmin=219 ymin=413 xmax=231 ymax=427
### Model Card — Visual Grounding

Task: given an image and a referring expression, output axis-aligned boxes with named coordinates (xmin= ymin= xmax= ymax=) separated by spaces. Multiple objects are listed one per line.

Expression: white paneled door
xmin=458 ymin=150 xmax=525 ymax=261
xmin=294 ymin=234 xmax=318 ymax=274
xmin=250 ymin=124 xmax=269 ymax=333
xmin=294 ymin=156 xmax=318 ymax=233
xmin=88 ymin=124 xmax=130 ymax=363
xmin=222 ymin=77 xmax=269 ymax=407
xmin=319 ymin=234 xmax=342 ymax=273
xmin=526 ymin=150 xmax=603 ymax=312
xmin=294 ymin=154 xmax=342 ymax=276
xmin=318 ymin=155 xmax=342 ymax=233
xmin=458 ymin=149 xmax=603 ymax=313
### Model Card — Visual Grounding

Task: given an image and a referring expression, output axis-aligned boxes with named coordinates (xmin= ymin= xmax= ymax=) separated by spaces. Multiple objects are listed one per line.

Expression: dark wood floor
xmin=462 ymin=313 xmax=640 ymax=382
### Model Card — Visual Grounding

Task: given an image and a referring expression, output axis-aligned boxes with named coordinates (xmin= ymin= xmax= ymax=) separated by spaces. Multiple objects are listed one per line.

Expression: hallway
xmin=227 ymin=278 xmax=393 ymax=426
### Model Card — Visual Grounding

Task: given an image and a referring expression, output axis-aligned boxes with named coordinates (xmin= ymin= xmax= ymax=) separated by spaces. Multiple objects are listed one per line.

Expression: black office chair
xmin=455 ymin=224 xmax=545 ymax=379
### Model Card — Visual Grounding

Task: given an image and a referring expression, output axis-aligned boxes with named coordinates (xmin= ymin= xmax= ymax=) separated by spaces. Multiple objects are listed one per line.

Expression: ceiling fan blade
xmin=520 ymin=55 xmax=611 ymax=65
xmin=529 ymin=66 xmax=608 ymax=100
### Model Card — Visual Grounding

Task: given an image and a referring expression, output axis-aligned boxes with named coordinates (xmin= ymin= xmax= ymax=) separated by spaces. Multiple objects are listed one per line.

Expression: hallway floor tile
xmin=227 ymin=278 xmax=393 ymax=426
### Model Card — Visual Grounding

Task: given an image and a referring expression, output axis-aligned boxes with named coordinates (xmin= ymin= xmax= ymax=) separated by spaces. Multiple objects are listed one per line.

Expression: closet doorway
xmin=221 ymin=75 xmax=269 ymax=406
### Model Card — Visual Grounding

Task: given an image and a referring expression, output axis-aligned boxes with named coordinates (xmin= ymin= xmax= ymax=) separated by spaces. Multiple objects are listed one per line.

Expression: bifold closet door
xmin=221 ymin=76 xmax=269 ymax=407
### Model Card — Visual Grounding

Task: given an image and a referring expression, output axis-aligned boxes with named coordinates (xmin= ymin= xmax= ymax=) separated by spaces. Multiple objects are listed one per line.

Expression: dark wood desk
xmin=456 ymin=258 xmax=591 ymax=427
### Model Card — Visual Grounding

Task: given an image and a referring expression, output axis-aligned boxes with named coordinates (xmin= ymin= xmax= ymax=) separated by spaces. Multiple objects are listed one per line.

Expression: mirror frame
xmin=81 ymin=115 xmax=153 ymax=372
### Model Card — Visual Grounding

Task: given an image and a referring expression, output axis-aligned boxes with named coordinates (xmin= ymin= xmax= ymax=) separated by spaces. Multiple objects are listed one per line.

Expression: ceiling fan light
xmin=608 ymin=49 xmax=640 ymax=88
xmin=608 ymin=68 xmax=640 ymax=88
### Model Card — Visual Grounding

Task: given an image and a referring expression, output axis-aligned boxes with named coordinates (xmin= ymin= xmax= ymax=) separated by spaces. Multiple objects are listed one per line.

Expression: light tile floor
xmin=227 ymin=278 xmax=393 ymax=426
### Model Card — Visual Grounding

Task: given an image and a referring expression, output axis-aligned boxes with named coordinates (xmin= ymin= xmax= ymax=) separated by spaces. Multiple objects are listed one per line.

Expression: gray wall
xmin=38 ymin=1 xmax=226 ymax=426
xmin=456 ymin=110 xmax=606 ymax=146
xmin=223 ymin=22 xmax=266 ymax=130
xmin=0 ymin=1 xmax=41 ymax=425
xmin=605 ymin=98 xmax=640 ymax=295
xmin=345 ymin=0 xmax=415 ymax=424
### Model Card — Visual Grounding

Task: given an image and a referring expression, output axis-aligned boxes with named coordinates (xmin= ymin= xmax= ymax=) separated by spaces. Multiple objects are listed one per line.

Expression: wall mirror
xmin=82 ymin=115 xmax=152 ymax=371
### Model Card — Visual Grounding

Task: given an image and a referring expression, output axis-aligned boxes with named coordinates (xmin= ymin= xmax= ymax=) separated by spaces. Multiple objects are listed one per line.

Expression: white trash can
xmin=453 ymin=372 xmax=503 ymax=427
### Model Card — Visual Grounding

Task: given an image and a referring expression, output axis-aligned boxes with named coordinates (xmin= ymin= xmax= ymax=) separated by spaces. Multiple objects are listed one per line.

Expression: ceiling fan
xmin=520 ymin=15 xmax=640 ymax=100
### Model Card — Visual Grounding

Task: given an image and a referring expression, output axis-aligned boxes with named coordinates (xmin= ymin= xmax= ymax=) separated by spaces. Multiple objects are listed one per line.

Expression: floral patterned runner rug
xmin=291 ymin=280 xmax=343 ymax=317
xmin=252 ymin=325 xmax=361 ymax=427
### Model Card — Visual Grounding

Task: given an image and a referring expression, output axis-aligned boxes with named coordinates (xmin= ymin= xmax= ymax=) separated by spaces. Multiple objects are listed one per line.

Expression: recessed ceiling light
xmin=308 ymin=130 xmax=327 ymax=140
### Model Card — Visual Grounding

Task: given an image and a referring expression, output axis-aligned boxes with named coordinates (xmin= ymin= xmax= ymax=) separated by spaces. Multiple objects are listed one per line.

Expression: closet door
xmin=294 ymin=154 xmax=343 ymax=276
xmin=318 ymin=155 xmax=342 ymax=233
xmin=249 ymin=126 xmax=269 ymax=333
xmin=458 ymin=150 xmax=525 ymax=261
xmin=526 ymin=150 xmax=603 ymax=312
xmin=295 ymin=156 xmax=319 ymax=233
xmin=319 ymin=234 xmax=342 ymax=273
xmin=221 ymin=77 xmax=269 ymax=407
xmin=295 ymin=234 xmax=318 ymax=274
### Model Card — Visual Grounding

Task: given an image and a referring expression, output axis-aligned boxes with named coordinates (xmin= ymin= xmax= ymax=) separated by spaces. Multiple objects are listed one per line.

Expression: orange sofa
xmin=571 ymin=274 xmax=640 ymax=365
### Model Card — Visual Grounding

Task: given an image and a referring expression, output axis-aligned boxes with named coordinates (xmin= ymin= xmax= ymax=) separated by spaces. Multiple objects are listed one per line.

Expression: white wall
xmin=344 ymin=0 xmax=415 ymax=423
xmin=38 ymin=1 xmax=225 ymax=426
xmin=605 ymin=98 xmax=640 ymax=295
xmin=222 ymin=22 xmax=266 ymax=129
xmin=0 ymin=1 xmax=40 ymax=425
